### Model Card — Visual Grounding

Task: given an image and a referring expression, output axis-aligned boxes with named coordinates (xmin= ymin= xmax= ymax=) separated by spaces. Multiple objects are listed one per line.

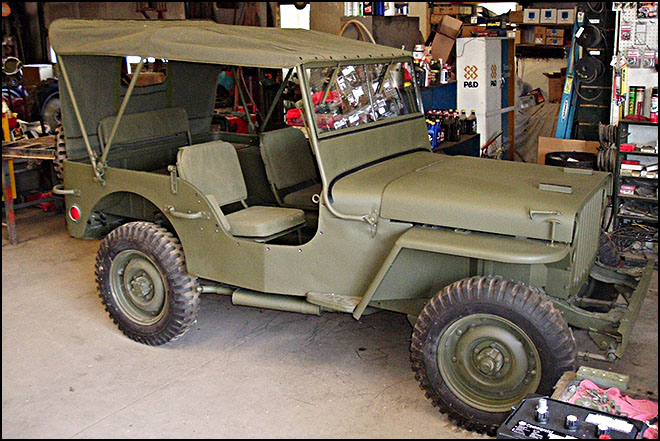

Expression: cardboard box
xmin=544 ymin=71 xmax=566 ymax=102
xmin=540 ymin=9 xmax=557 ymax=24
xmin=436 ymin=14 xmax=463 ymax=38
xmin=546 ymin=28 xmax=565 ymax=37
xmin=514 ymin=29 xmax=522 ymax=44
xmin=433 ymin=4 xmax=472 ymax=15
xmin=533 ymin=26 xmax=546 ymax=45
xmin=430 ymin=33 xmax=456 ymax=63
xmin=523 ymin=8 xmax=540 ymax=24
xmin=21 ymin=64 xmax=54 ymax=91
xmin=546 ymin=37 xmax=564 ymax=46
xmin=557 ymin=8 xmax=575 ymax=24
xmin=537 ymin=137 xmax=599 ymax=165
xmin=509 ymin=10 xmax=524 ymax=24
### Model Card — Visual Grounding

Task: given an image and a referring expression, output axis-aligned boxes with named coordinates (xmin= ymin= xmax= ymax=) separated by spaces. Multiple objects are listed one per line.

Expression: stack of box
xmin=430 ymin=15 xmax=464 ymax=63
xmin=546 ymin=28 xmax=565 ymax=46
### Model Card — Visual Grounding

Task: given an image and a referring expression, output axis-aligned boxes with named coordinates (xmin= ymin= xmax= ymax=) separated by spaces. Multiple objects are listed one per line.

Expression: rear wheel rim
xmin=437 ymin=313 xmax=542 ymax=413
xmin=109 ymin=250 xmax=167 ymax=326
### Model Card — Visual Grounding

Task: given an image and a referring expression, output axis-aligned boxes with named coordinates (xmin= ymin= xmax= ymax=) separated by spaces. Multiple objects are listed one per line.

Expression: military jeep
xmin=50 ymin=19 xmax=653 ymax=434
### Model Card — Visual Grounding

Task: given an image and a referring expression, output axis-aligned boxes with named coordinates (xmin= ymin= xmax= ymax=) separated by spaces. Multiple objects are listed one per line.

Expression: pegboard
xmin=617 ymin=3 xmax=658 ymax=52
xmin=610 ymin=3 xmax=658 ymax=124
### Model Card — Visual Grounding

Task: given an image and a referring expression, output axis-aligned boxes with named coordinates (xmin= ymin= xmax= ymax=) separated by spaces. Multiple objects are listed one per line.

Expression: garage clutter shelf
xmin=611 ymin=120 xmax=658 ymax=264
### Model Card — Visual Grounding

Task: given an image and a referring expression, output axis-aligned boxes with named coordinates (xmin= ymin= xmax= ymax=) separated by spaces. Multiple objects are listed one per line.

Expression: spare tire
xmin=545 ymin=151 xmax=597 ymax=170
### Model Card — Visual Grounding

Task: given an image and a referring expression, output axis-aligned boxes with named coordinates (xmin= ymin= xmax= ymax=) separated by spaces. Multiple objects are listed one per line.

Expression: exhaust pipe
xmin=232 ymin=289 xmax=321 ymax=316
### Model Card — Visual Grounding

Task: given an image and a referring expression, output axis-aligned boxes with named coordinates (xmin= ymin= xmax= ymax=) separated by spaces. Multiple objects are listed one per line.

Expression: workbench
xmin=2 ymin=135 xmax=58 ymax=245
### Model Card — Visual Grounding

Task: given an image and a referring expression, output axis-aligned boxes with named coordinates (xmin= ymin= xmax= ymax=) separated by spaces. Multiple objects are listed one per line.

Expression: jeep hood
xmin=330 ymin=152 xmax=610 ymax=243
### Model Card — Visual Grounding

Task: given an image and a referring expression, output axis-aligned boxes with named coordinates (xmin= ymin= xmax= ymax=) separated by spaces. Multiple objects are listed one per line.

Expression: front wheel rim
xmin=437 ymin=313 xmax=542 ymax=413
xmin=109 ymin=250 xmax=168 ymax=326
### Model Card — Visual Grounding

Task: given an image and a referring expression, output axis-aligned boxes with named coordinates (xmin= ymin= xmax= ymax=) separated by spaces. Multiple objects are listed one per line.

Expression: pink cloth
xmin=568 ymin=379 xmax=658 ymax=438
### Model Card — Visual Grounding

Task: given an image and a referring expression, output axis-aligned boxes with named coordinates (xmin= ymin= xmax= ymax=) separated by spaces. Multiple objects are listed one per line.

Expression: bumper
xmin=552 ymin=259 xmax=655 ymax=361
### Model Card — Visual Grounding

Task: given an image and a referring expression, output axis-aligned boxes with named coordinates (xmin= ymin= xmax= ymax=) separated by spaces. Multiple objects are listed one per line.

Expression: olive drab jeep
xmin=50 ymin=19 xmax=654 ymax=434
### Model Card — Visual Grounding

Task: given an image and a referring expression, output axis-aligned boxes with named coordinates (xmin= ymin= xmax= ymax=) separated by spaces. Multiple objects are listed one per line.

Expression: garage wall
xmin=43 ymin=2 xmax=185 ymax=26
xmin=310 ymin=1 xmax=429 ymax=40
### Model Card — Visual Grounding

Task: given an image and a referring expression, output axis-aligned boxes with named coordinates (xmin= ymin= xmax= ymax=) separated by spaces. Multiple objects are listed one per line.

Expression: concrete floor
xmin=2 ymin=207 xmax=658 ymax=438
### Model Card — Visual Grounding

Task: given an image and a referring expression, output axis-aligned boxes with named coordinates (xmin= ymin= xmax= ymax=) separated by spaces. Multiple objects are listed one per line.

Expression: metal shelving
xmin=611 ymin=120 xmax=658 ymax=263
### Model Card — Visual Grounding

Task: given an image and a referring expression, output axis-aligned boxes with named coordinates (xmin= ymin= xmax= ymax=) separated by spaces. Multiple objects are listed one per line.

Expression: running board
xmin=306 ymin=292 xmax=362 ymax=313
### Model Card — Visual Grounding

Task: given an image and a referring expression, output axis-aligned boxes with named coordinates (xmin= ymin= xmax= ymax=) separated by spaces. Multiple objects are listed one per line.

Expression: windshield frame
xmin=300 ymin=56 xmax=424 ymax=142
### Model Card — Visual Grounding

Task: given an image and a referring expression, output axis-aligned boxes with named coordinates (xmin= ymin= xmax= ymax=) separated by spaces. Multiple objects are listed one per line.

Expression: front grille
xmin=571 ymin=188 xmax=605 ymax=287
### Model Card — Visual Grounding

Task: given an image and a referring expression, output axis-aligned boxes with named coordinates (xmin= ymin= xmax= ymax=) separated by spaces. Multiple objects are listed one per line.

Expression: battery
xmin=627 ymin=86 xmax=638 ymax=115
xmin=635 ymin=86 xmax=646 ymax=116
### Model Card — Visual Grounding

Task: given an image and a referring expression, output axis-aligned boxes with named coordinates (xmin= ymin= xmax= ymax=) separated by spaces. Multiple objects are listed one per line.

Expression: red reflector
xmin=69 ymin=205 xmax=81 ymax=221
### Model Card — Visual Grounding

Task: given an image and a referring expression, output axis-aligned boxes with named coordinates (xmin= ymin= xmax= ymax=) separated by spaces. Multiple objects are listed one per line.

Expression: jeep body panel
xmin=63 ymin=161 xmax=411 ymax=298
xmin=332 ymin=151 xmax=611 ymax=243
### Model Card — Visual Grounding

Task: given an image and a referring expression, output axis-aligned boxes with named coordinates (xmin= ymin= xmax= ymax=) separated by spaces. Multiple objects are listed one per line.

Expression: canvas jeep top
xmin=50 ymin=19 xmax=654 ymax=435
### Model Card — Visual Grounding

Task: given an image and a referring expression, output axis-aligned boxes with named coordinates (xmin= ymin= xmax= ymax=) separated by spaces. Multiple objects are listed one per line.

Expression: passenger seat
xmin=177 ymin=141 xmax=305 ymax=241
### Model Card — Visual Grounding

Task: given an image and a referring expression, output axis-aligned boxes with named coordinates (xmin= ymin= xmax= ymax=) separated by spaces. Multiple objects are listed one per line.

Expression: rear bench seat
xmin=97 ymin=107 xmax=192 ymax=172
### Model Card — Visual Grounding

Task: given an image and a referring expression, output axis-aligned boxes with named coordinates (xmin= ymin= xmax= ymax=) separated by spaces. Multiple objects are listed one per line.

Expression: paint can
xmin=635 ymin=86 xmax=646 ymax=116
xmin=627 ymin=86 xmax=638 ymax=115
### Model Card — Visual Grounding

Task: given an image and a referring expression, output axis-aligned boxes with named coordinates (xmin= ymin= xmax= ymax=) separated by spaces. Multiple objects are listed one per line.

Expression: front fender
xmin=353 ymin=226 xmax=570 ymax=318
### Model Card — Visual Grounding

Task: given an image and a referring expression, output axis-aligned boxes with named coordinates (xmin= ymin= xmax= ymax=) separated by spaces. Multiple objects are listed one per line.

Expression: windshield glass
xmin=306 ymin=61 xmax=419 ymax=134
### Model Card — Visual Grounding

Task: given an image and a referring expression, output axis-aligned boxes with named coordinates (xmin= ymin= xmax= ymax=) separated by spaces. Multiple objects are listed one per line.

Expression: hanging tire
xmin=53 ymin=124 xmax=67 ymax=182
xmin=410 ymin=276 xmax=576 ymax=435
xmin=96 ymin=221 xmax=200 ymax=345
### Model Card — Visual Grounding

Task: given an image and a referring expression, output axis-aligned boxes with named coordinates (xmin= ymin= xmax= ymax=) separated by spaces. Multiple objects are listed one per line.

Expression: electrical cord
xmin=587 ymin=2 xmax=605 ymax=14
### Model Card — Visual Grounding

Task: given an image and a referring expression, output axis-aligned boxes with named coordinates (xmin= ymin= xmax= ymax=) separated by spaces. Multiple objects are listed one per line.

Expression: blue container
xmin=375 ymin=2 xmax=385 ymax=16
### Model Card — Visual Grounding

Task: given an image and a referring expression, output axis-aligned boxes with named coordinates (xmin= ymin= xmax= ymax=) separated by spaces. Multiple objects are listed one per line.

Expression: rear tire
xmin=410 ymin=276 xmax=576 ymax=435
xmin=96 ymin=222 xmax=200 ymax=345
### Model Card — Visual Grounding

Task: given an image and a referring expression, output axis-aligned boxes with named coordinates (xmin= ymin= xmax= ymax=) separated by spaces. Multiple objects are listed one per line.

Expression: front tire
xmin=410 ymin=276 xmax=576 ymax=435
xmin=96 ymin=222 xmax=200 ymax=345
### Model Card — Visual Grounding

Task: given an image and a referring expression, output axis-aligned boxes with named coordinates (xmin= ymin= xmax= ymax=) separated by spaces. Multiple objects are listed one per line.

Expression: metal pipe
xmin=99 ymin=58 xmax=145 ymax=168
xmin=321 ymin=64 xmax=340 ymax=105
xmin=260 ymin=68 xmax=293 ymax=132
xmin=295 ymin=65 xmax=372 ymax=226
xmin=197 ymin=284 xmax=235 ymax=295
xmin=232 ymin=289 xmax=321 ymax=316
xmin=232 ymin=67 xmax=257 ymax=135
xmin=57 ymin=55 xmax=102 ymax=182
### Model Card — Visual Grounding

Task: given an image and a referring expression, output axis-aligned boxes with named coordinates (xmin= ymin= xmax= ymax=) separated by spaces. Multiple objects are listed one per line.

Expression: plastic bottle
xmin=459 ymin=110 xmax=467 ymax=136
xmin=467 ymin=110 xmax=477 ymax=135
xmin=650 ymin=87 xmax=658 ymax=123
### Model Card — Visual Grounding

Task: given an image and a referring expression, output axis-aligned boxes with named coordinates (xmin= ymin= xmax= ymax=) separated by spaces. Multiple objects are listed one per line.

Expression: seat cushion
xmin=225 ymin=206 xmax=305 ymax=238
xmin=282 ymin=183 xmax=322 ymax=210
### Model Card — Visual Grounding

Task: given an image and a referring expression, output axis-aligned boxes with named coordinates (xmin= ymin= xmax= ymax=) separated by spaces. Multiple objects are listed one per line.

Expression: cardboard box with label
xmin=533 ymin=26 xmax=546 ymax=45
xmin=546 ymin=28 xmax=565 ymax=38
xmin=430 ymin=15 xmax=463 ymax=62
xmin=546 ymin=37 xmax=564 ymax=46
xmin=540 ymin=9 xmax=557 ymax=24
xmin=523 ymin=8 xmax=540 ymax=24
xmin=557 ymin=9 xmax=575 ymax=24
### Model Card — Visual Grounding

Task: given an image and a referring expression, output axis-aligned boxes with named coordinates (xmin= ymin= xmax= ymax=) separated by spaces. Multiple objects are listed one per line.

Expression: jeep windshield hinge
xmin=168 ymin=165 xmax=178 ymax=194
xmin=364 ymin=209 xmax=379 ymax=238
